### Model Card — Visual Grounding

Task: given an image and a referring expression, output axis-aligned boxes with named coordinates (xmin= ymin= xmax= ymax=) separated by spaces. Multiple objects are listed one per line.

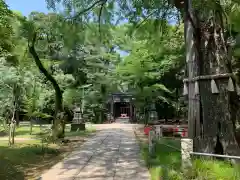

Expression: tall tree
xmin=46 ymin=0 xmax=240 ymax=154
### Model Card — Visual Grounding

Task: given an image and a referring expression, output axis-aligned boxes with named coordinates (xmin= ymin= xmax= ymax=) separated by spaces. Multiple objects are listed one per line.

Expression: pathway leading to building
xmin=40 ymin=123 xmax=150 ymax=180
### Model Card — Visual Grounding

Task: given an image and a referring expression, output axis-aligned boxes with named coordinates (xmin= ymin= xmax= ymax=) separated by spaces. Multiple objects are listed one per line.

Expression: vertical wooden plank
xmin=184 ymin=0 xmax=199 ymax=140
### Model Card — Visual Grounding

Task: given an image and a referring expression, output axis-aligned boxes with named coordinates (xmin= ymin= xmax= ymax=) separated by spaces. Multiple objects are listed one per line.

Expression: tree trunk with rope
xmin=197 ymin=10 xmax=240 ymax=155
xmin=179 ymin=0 xmax=240 ymax=155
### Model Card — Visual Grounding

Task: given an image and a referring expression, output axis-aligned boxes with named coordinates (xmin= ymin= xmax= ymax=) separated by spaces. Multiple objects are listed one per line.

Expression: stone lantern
xmin=71 ymin=106 xmax=85 ymax=131
xmin=149 ymin=103 xmax=157 ymax=123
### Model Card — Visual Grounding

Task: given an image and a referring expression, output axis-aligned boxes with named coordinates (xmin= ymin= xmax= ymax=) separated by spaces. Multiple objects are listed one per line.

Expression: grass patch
xmin=0 ymin=124 xmax=96 ymax=139
xmin=16 ymin=127 xmax=42 ymax=138
xmin=135 ymin=129 xmax=240 ymax=180
xmin=65 ymin=126 xmax=96 ymax=137
xmin=140 ymin=138 xmax=182 ymax=180
xmin=0 ymin=140 xmax=60 ymax=180
xmin=0 ymin=125 xmax=96 ymax=179
xmin=188 ymin=159 xmax=240 ymax=180
xmin=1 ymin=126 xmax=45 ymax=139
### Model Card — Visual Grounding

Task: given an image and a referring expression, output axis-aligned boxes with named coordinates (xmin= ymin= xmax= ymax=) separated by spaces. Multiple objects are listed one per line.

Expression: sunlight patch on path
xmin=40 ymin=124 xmax=150 ymax=180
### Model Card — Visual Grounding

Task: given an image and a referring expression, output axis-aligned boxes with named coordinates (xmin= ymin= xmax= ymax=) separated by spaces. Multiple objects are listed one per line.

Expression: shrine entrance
xmin=107 ymin=93 xmax=136 ymax=122
xmin=114 ymin=102 xmax=130 ymax=118
xmin=120 ymin=106 xmax=130 ymax=116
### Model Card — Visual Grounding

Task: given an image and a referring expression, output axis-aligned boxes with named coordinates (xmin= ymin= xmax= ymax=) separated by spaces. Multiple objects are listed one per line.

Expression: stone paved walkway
xmin=40 ymin=125 xmax=150 ymax=180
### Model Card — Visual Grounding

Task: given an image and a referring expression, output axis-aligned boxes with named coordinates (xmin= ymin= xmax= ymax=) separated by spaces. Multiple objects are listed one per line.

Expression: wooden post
xmin=184 ymin=0 xmax=199 ymax=140
xmin=111 ymin=95 xmax=114 ymax=121
xmin=148 ymin=130 xmax=154 ymax=154
xmin=181 ymin=138 xmax=193 ymax=170
xmin=155 ymin=125 xmax=163 ymax=140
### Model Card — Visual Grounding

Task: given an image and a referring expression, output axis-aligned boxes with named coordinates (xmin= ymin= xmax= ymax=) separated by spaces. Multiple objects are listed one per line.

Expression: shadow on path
xmin=40 ymin=127 xmax=150 ymax=180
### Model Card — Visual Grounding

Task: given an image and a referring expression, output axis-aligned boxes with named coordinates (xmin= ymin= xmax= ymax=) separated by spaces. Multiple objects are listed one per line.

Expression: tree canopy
xmin=0 ymin=0 xmax=240 ymax=153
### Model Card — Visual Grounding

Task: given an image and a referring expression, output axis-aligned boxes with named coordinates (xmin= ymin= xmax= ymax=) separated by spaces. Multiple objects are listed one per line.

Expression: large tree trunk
xmin=29 ymin=32 xmax=64 ymax=140
xmin=178 ymin=0 xmax=240 ymax=155
xmin=192 ymin=4 xmax=240 ymax=155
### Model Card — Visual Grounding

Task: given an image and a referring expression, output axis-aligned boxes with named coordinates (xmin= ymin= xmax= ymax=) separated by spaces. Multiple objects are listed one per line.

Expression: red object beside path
xmin=143 ymin=125 xmax=188 ymax=137
xmin=144 ymin=126 xmax=152 ymax=135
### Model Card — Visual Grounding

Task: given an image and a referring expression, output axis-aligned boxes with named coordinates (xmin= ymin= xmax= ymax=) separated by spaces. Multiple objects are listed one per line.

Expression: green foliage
xmin=114 ymin=22 xmax=185 ymax=118
xmin=0 ymin=0 xmax=240 ymax=178
xmin=1 ymin=0 xmax=240 ymax=123
xmin=1 ymin=0 xmax=187 ymax=123
xmin=0 ymin=0 xmax=13 ymax=56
